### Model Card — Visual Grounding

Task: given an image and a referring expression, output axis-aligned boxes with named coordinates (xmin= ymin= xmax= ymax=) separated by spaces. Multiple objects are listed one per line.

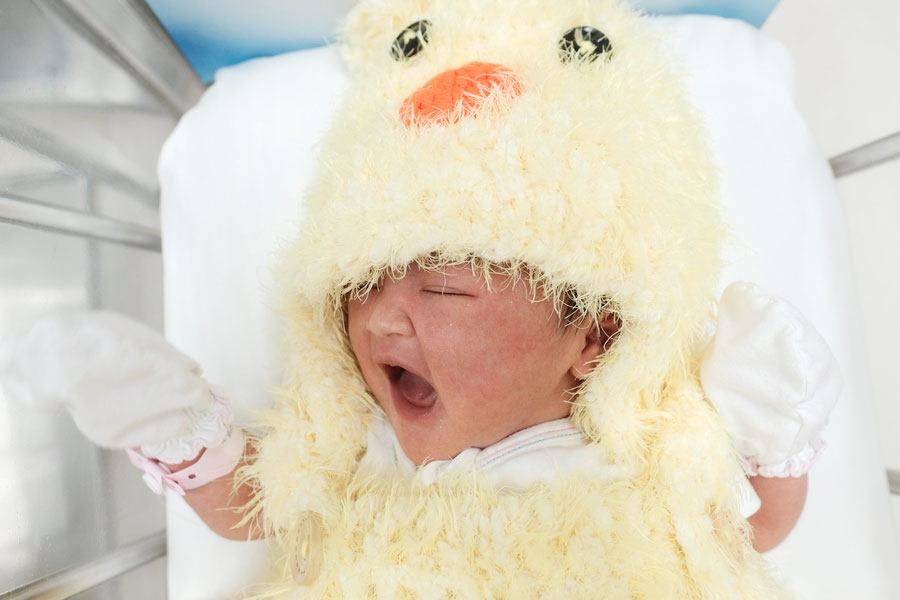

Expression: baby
xmin=0 ymin=0 xmax=840 ymax=597
xmin=346 ymin=262 xmax=621 ymax=466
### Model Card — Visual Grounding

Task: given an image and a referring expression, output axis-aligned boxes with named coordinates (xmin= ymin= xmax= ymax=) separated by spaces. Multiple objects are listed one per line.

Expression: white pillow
xmin=158 ymin=15 xmax=900 ymax=599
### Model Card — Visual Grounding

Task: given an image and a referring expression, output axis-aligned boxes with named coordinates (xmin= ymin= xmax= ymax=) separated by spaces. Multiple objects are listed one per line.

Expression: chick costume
xmin=243 ymin=0 xmax=790 ymax=597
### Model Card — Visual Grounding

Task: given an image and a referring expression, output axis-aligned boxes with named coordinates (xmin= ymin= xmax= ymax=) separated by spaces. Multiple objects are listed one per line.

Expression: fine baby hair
xmin=244 ymin=0 xmax=788 ymax=596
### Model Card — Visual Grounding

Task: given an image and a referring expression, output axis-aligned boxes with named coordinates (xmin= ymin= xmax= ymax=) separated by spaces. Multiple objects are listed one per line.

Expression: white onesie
xmin=360 ymin=415 xmax=762 ymax=518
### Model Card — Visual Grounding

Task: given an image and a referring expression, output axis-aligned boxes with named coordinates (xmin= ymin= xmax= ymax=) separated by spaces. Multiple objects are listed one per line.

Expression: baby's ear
xmin=570 ymin=312 xmax=620 ymax=380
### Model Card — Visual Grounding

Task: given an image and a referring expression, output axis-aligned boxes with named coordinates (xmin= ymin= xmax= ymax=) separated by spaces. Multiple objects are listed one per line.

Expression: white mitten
xmin=0 ymin=311 xmax=233 ymax=465
xmin=701 ymin=282 xmax=842 ymax=478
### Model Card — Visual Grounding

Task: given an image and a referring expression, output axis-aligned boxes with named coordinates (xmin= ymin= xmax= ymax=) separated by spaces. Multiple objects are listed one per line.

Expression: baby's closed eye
xmin=422 ymin=287 xmax=470 ymax=296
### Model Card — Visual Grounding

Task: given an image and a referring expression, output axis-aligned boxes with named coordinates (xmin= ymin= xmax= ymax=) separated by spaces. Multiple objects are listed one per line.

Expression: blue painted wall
xmin=637 ymin=0 xmax=779 ymax=27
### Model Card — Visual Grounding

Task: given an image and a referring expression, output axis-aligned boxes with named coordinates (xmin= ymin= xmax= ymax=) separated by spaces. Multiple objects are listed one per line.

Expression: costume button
xmin=293 ymin=513 xmax=324 ymax=585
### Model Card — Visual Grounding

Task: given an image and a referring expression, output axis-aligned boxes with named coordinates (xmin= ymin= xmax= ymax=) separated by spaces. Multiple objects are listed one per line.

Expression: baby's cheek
xmin=468 ymin=332 xmax=546 ymax=397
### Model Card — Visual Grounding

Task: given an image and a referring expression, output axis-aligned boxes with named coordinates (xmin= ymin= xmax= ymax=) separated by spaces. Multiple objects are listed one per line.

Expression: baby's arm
xmin=701 ymin=283 xmax=840 ymax=553
xmin=747 ymin=473 xmax=808 ymax=552
xmin=163 ymin=442 xmax=263 ymax=540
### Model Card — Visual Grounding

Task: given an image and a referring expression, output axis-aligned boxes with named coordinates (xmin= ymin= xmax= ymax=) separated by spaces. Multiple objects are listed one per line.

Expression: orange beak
xmin=400 ymin=61 xmax=523 ymax=128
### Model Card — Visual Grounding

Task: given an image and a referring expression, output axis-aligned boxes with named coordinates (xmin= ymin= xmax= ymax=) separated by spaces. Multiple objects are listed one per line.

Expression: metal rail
xmin=0 ymin=2 xmax=177 ymax=599
xmin=0 ymin=532 xmax=166 ymax=600
xmin=889 ymin=469 xmax=900 ymax=496
xmin=0 ymin=111 xmax=158 ymax=205
xmin=35 ymin=0 xmax=205 ymax=116
xmin=0 ymin=192 xmax=161 ymax=251
xmin=830 ymin=130 xmax=900 ymax=178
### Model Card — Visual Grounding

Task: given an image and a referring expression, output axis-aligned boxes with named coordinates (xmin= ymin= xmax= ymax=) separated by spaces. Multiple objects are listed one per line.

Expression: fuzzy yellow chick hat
xmin=246 ymin=0 xmax=788 ymax=597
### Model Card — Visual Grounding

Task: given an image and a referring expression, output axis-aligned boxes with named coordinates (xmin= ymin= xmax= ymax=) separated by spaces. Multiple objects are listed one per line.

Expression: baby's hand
xmin=701 ymin=282 xmax=842 ymax=477
xmin=0 ymin=311 xmax=240 ymax=477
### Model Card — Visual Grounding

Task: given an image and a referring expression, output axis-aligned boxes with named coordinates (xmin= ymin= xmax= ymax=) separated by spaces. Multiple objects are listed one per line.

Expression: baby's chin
xmin=395 ymin=431 xmax=462 ymax=466
xmin=390 ymin=422 xmax=476 ymax=466
xmin=377 ymin=392 xmax=524 ymax=465
xmin=389 ymin=416 xmax=512 ymax=466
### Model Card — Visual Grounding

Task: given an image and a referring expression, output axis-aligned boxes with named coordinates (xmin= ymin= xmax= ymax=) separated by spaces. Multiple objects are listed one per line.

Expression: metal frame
xmin=0 ymin=532 xmax=165 ymax=600
xmin=1 ymin=4 xmax=176 ymax=595
xmin=830 ymin=131 xmax=900 ymax=178
xmin=0 ymin=192 xmax=161 ymax=251
xmin=889 ymin=470 xmax=900 ymax=496
xmin=34 ymin=0 xmax=205 ymax=116
xmin=0 ymin=110 xmax=158 ymax=205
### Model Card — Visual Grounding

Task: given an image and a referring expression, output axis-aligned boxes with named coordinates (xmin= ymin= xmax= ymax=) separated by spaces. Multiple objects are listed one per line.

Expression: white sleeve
xmin=737 ymin=475 xmax=762 ymax=519
xmin=166 ymin=493 xmax=275 ymax=599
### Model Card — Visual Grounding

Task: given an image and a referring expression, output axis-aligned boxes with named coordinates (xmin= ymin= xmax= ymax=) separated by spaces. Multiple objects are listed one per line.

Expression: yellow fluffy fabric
xmin=243 ymin=0 xmax=791 ymax=597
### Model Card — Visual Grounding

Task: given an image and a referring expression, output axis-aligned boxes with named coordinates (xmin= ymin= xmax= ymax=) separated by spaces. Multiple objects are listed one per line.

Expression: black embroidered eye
xmin=390 ymin=20 xmax=431 ymax=61
xmin=559 ymin=26 xmax=612 ymax=63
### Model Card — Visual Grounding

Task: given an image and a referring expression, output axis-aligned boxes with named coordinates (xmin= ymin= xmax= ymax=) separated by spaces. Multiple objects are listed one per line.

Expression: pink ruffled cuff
xmin=140 ymin=387 xmax=234 ymax=464
xmin=742 ymin=436 xmax=825 ymax=478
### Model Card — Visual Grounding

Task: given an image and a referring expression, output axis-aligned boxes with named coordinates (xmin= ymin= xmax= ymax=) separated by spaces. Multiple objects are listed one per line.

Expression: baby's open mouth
xmin=385 ymin=365 xmax=437 ymax=409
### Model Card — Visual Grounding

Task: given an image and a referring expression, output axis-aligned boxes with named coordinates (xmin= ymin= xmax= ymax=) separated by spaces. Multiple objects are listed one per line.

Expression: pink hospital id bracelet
xmin=126 ymin=426 xmax=246 ymax=496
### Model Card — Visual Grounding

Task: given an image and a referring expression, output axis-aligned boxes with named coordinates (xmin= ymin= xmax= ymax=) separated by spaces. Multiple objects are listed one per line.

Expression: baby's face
xmin=346 ymin=263 xmax=599 ymax=465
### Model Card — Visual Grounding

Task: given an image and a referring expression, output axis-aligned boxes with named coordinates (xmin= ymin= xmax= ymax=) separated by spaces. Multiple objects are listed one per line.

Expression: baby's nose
xmin=366 ymin=286 xmax=416 ymax=338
